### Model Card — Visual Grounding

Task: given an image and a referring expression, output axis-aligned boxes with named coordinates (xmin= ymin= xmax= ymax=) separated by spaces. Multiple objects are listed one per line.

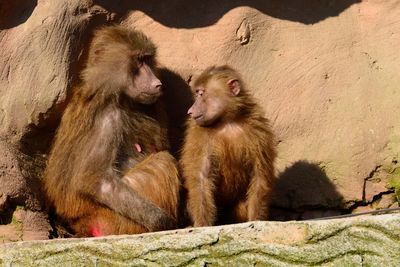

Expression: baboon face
xmin=84 ymin=26 xmax=162 ymax=105
xmin=125 ymin=56 xmax=162 ymax=105
xmin=188 ymin=78 xmax=240 ymax=126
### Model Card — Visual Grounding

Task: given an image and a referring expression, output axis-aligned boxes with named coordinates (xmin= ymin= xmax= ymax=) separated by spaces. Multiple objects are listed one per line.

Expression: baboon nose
xmin=187 ymin=107 xmax=193 ymax=115
xmin=154 ymin=80 xmax=162 ymax=90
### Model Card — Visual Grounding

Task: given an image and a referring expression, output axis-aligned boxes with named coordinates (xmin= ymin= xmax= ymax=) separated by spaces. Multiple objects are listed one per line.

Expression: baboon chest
xmin=118 ymin=115 xmax=166 ymax=172
xmin=212 ymin=142 xmax=252 ymax=203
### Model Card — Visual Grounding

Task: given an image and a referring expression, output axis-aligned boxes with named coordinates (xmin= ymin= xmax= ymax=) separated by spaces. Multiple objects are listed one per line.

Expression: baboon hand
xmin=147 ymin=208 xmax=177 ymax=232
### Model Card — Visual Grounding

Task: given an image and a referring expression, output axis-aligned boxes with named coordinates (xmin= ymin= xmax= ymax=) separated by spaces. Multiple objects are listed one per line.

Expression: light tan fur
xmin=181 ymin=65 xmax=276 ymax=226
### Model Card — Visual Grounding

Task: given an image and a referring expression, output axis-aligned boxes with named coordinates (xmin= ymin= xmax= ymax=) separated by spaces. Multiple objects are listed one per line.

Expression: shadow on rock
xmin=96 ymin=0 xmax=361 ymax=27
xmin=270 ymin=160 xmax=344 ymax=221
xmin=159 ymin=68 xmax=193 ymax=158
xmin=0 ymin=0 xmax=38 ymax=30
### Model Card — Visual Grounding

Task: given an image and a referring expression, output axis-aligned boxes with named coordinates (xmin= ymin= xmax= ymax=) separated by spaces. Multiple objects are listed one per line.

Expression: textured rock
xmin=123 ymin=0 xmax=400 ymax=210
xmin=0 ymin=140 xmax=42 ymax=211
xmin=0 ymin=210 xmax=51 ymax=244
xmin=0 ymin=140 xmax=49 ymax=243
xmin=0 ymin=0 xmax=117 ymax=145
xmin=0 ymin=0 xmax=109 ymax=240
xmin=0 ymin=214 xmax=399 ymax=266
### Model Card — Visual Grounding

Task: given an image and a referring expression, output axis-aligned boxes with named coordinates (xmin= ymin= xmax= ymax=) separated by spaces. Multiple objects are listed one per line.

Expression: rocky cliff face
xmin=0 ymin=0 xmax=399 ymax=241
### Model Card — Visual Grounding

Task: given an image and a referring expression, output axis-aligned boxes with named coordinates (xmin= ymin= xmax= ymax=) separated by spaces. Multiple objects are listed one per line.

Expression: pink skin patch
xmin=90 ymin=225 xmax=103 ymax=237
xmin=134 ymin=143 xmax=160 ymax=153
xmin=134 ymin=143 xmax=142 ymax=153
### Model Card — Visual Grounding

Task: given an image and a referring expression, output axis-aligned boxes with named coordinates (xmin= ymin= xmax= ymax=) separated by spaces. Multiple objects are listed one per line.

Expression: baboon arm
xmin=76 ymin=112 xmax=176 ymax=231
xmin=93 ymin=175 xmax=177 ymax=231
xmin=247 ymin=157 xmax=274 ymax=221
xmin=187 ymin=177 xmax=217 ymax=227
xmin=186 ymin=156 xmax=217 ymax=227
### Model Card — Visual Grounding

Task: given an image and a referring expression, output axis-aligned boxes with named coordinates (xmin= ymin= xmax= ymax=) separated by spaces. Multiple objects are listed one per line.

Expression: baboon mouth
xmin=144 ymin=92 xmax=161 ymax=96
xmin=143 ymin=92 xmax=161 ymax=97
xmin=193 ymin=115 xmax=203 ymax=121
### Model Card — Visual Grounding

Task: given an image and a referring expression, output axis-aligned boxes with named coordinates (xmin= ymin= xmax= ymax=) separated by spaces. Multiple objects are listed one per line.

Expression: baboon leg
xmin=72 ymin=208 xmax=147 ymax=237
xmin=233 ymin=200 xmax=249 ymax=223
xmin=123 ymin=151 xmax=181 ymax=219
xmin=72 ymin=151 xmax=180 ymax=236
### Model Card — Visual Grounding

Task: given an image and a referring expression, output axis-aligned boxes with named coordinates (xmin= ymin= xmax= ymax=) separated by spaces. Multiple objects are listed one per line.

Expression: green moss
xmin=0 ymin=217 xmax=399 ymax=266
xmin=381 ymin=151 xmax=400 ymax=203
xmin=387 ymin=135 xmax=400 ymax=153
xmin=388 ymin=173 xmax=400 ymax=203
xmin=11 ymin=211 xmax=24 ymax=240
xmin=15 ymin=205 xmax=25 ymax=211
xmin=385 ymin=160 xmax=400 ymax=203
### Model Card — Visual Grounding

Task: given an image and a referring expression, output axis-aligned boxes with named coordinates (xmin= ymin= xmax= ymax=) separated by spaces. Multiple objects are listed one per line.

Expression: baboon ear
xmin=227 ymin=79 xmax=240 ymax=96
xmin=93 ymin=44 xmax=106 ymax=56
xmin=94 ymin=48 xmax=103 ymax=56
xmin=92 ymin=47 xmax=105 ymax=63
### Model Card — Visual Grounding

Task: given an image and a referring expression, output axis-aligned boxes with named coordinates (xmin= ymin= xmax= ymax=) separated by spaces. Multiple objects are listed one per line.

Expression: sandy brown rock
xmin=0 ymin=140 xmax=41 ymax=211
xmin=0 ymin=0 xmax=113 ymax=142
xmin=0 ymin=140 xmax=49 ymax=242
xmin=0 ymin=0 xmax=111 ymax=240
xmin=123 ymin=1 xmax=400 ymax=210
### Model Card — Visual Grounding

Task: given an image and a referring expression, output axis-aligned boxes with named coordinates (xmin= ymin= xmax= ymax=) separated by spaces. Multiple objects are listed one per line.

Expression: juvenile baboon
xmin=180 ymin=65 xmax=276 ymax=227
xmin=44 ymin=25 xmax=180 ymax=237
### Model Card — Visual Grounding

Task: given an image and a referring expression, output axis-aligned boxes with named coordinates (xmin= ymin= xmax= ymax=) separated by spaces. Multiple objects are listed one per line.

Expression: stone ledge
xmin=0 ymin=214 xmax=399 ymax=266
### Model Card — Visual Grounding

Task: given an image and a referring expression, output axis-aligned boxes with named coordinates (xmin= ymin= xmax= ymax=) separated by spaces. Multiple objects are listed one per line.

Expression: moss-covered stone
xmin=388 ymin=171 xmax=400 ymax=203
xmin=0 ymin=214 xmax=399 ymax=266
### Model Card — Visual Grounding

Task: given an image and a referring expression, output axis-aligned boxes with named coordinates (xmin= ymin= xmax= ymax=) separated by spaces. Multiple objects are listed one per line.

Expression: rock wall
xmin=122 ymin=0 xmax=400 ymax=217
xmin=0 ymin=0 xmax=399 ymax=240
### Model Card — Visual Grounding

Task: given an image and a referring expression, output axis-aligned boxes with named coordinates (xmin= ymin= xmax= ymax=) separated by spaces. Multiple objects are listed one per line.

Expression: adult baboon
xmin=44 ymin=25 xmax=180 ymax=237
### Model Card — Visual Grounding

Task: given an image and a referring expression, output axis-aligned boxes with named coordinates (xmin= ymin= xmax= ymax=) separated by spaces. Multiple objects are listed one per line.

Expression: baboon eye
xmin=138 ymin=55 xmax=153 ymax=65
xmin=141 ymin=55 xmax=151 ymax=61
xmin=132 ymin=67 xmax=139 ymax=75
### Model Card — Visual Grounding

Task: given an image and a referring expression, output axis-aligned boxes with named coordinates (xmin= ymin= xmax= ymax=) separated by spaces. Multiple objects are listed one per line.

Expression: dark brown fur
xmin=181 ymin=65 xmax=276 ymax=226
xmin=44 ymin=25 xmax=180 ymax=236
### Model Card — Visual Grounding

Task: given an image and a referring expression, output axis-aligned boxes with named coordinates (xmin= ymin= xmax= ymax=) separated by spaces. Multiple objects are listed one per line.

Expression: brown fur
xmin=44 ymin=25 xmax=180 ymax=237
xmin=180 ymin=65 xmax=276 ymax=226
